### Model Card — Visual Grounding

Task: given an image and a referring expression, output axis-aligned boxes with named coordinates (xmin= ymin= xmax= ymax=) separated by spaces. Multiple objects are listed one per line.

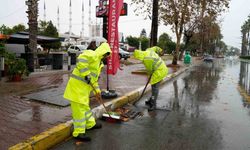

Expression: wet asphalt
xmin=52 ymin=58 xmax=250 ymax=150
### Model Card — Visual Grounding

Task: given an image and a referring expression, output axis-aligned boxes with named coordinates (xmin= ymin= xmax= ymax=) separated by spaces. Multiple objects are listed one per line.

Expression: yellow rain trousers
xmin=64 ymin=43 xmax=111 ymax=136
xmin=70 ymin=101 xmax=96 ymax=136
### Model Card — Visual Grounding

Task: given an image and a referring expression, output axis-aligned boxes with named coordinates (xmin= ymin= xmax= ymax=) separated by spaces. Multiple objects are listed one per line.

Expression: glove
xmin=84 ymin=75 xmax=91 ymax=84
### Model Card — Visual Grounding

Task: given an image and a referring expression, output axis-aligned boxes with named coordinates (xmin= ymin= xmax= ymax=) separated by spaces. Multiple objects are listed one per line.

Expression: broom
xmin=90 ymin=82 xmax=121 ymax=123
xmin=138 ymin=73 xmax=153 ymax=102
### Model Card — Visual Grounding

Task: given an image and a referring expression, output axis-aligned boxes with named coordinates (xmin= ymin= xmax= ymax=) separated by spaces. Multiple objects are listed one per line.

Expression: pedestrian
xmin=184 ymin=51 xmax=191 ymax=65
xmin=133 ymin=49 xmax=168 ymax=111
xmin=87 ymin=40 xmax=97 ymax=50
xmin=64 ymin=42 xmax=111 ymax=141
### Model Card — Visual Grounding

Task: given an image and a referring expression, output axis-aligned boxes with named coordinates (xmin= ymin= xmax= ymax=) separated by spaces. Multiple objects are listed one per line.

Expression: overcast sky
xmin=0 ymin=0 xmax=249 ymax=48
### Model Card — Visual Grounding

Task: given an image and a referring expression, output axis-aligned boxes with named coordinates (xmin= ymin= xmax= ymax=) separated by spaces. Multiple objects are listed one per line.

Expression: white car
xmin=67 ymin=45 xmax=86 ymax=53
xmin=119 ymin=48 xmax=130 ymax=60
xmin=37 ymin=44 xmax=43 ymax=51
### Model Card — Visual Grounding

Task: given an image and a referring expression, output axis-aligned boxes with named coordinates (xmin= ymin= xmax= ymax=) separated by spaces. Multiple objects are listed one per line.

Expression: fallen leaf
xmin=76 ymin=141 xmax=83 ymax=145
xmin=121 ymin=117 xmax=130 ymax=122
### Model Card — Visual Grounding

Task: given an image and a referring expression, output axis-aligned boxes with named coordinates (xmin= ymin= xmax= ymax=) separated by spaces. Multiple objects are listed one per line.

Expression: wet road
xmin=52 ymin=58 xmax=250 ymax=150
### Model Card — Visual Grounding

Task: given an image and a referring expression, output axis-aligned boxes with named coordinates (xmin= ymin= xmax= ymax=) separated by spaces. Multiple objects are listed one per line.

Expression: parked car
xmin=203 ymin=55 xmax=214 ymax=62
xmin=37 ymin=44 xmax=44 ymax=51
xmin=119 ymin=48 xmax=130 ymax=60
xmin=67 ymin=45 xmax=86 ymax=54
xmin=127 ymin=47 xmax=136 ymax=52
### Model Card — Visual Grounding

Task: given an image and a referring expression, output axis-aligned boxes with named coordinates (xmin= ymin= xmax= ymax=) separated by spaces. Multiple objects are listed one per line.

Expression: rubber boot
xmin=148 ymin=98 xmax=156 ymax=111
xmin=75 ymin=133 xmax=91 ymax=141
xmin=87 ymin=122 xmax=102 ymax=131
xmin=145 ymin=97 xmax=154 ymax=106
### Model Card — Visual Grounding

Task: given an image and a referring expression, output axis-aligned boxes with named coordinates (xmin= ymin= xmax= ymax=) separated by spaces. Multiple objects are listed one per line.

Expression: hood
xmin=133 ymin=50 xmax=145 ymax=61
xmin=154 ymin=46 xmax=162 ymax=54
xmin=147 ymin=46 xmax=162 ymax=54
xmin=95 ymin=42 xmax=112 ymax=58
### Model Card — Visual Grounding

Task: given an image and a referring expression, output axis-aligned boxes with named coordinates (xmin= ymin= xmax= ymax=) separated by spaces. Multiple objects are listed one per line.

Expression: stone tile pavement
xmin=0 ymin=58 xmax=188 ymax=149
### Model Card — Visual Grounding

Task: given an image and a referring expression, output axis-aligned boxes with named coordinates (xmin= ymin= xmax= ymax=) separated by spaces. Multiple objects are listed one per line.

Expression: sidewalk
xmin=0 ymin=58 xmax=200 ymax=149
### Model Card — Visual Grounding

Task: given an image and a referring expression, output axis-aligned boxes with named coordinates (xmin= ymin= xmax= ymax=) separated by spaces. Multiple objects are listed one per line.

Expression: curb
xmin=9 ymin=66 xmax=190 ymax=150
xmin=9 ymin=121 xmax=72 ymax=150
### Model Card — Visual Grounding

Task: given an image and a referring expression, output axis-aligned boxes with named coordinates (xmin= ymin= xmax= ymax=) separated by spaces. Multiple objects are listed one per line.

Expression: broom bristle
xmin=101 ymin=116 xmax=121 ymax=123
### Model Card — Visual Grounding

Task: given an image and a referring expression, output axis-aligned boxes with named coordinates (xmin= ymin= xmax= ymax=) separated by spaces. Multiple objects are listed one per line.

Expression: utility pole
xmin=26 ymin=0 xmax=39 ymax=72
xmin=150 ymin=0 xmax=159 ymax=47
xmin=81 ymin=0 xmax=84 ymax=38
xmin=69 ymin=0 xmax=72 ymax=41
xmin=89 ymin=0 xmax=92 ymax=38
xmin=44 ymin=0 xmax=46 ymax=22
xmin=57 ymin=6 xmax=60 ymax=34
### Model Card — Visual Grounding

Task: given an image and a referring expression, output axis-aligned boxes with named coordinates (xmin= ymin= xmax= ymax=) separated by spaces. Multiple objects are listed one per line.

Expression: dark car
xmin=203 ymin=55 xmax=214 ymax=62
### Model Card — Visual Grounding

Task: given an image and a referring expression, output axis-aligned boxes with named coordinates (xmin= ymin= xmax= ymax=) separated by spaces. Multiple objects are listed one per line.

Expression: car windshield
xmin=77 ymin=45 xmax=86 ymax=50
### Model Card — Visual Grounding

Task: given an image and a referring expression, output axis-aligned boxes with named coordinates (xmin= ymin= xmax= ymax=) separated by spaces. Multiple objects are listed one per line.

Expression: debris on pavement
xmin=112 ymin=104 xmax=144 ymax=122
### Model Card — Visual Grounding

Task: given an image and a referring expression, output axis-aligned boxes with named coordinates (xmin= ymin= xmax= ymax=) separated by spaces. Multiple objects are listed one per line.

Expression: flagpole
xmin=107 ymin=63 xmax=109 ymax=91
xmin=96 ymin=0 xmax=127 ymax=99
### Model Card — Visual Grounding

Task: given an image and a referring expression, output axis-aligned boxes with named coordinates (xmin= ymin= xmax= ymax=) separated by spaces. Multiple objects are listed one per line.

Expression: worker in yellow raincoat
xmin=134 ymin=49 xmax=168 ymax=111
xmin=146 ymin=46 xmax=164 ymax=56
xmin=64 ymin=42 xmax=111 ymax=141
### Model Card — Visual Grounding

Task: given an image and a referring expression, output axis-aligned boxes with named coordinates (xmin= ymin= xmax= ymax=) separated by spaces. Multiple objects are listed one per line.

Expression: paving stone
xmin=23 ymin=87 xmax=69 ymax=107
xmin=0 ymin=59 xmax=187 ymax=149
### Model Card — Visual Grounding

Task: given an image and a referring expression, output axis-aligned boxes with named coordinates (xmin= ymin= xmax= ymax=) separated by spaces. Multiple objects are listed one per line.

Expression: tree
xmin=38 ymin=20 xmax=49 ymax=34
xmin=217 ymin=40 xmax=228 ymax=55
xmin=141 ymin=37 xmax=150 ymax=50
xmin=39 ymin=21 xmax=61 ymax=52
xmin=12 ymin=24 xmax=26 ymax=34
xmin=241 ymin=16 xmax=250 ymax=56
xmin=132 ymin=0 xmax=229 ymax=63
xmin=126 ymin=36 xmax=150 ymax=50
xmin=0 ymin=25 xmax=12 ymax=35
xmin=186 ymin=19 xmax=223 ymax=56
xmin=126 ymin=36 xmax=139 ymax=49
xmin=157 ymin=33 xmax=176 ymax=54
xmin=140 ymin=29 xmax=147 ymax=38
xmin=160 ymin=0 xmax=191 ymax=64
xmin=195 ymin=0 xmax=229 ymax=54
xmin=0 ymin=24 xmax=26 ymax=35
xmin=150 ymin=0 xmax=159 ymax=46
xmin=132 ymin=0 xmax=159 ymax=46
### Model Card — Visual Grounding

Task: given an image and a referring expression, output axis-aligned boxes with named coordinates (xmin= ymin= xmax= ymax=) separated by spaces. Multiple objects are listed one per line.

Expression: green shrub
xmin=239 ymin=56 xmax=250 ymax=60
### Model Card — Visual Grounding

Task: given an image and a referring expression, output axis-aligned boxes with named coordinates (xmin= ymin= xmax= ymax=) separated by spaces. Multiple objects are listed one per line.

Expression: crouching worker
xmin=133 ymin=49 xmax=168 ymax=111
xmin=64 ymin=43 xmax=111 ymax=141
xmin=146 ymin=46 xmax=164 ymax=56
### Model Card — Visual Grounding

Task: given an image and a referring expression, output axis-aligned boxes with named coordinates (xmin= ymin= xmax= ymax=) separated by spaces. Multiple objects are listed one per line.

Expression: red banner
xmin=107 ymin=0 xmax=123 ymax=75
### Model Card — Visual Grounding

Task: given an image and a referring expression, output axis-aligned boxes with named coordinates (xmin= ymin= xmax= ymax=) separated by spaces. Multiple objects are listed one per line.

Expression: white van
xmin=67 ymin=45 xmax=87 ymax=54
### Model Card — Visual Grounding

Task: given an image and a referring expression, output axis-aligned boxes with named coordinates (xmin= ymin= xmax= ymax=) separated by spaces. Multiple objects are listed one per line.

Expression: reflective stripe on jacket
xmin=64 ymin=43 xmax=111 ymax=105
xmin=134 ymin=49 xmax=168 ymax=85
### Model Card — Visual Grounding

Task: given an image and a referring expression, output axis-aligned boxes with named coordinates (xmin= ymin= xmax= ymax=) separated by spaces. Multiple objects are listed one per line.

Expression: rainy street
xmin=53 ymin=58 xmax=250 ymax=150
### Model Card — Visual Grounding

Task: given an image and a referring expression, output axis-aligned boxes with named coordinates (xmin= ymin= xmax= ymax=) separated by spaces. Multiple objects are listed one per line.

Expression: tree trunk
xmin=179 ymin=31 xmax=192 ymax=60
xmin=241 ymin=33 xmax=248 ymax=56
xmin=27 ymin=0 xmax=38 ymax=72
xmin=150 ymin=0 xmax=159 ymax=47
xmin=199 ymin=0 xmax=206 ymax=54
xmin=172 ymin=36 xmax=181 ymax=65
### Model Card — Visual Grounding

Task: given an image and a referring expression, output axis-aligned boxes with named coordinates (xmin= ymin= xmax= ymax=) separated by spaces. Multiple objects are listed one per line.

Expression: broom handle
xmin=138 ymin=73 xmax=153 ymax=101
xmin=89 ymin=82 xmax=112 ymax=118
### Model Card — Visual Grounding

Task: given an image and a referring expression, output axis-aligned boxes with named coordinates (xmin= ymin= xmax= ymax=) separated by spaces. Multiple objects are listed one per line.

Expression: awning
xmin=3 ymin=32 xmax=60 ymax=44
